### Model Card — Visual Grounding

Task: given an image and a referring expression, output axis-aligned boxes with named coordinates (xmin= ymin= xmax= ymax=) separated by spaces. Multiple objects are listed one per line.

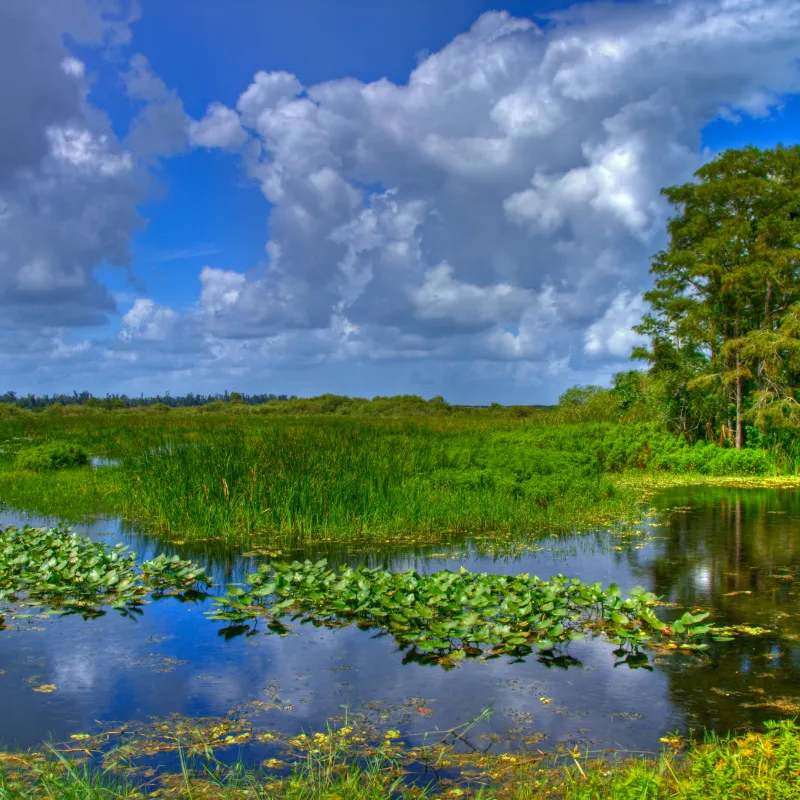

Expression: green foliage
xmin=535 ymin=719 xmax=800 ymax=800
xmin=250 ymin=393 xmax=456 ymax=417
xmin=611 ymin=370 xmax=645 ymax=410
xmin=0 ymin=524 xmax=209 ymax=616
xmin=0 ymin=409 xmax=782 ymax=544
xmin=550 ymin=386 xmax=626 ymax=424
xmin=558 ymin=386 xmax=606 ymax=407
xmin=209 ymin=558 xmax=715 ymax=666
xmin=0 ymin=403 xmax=25 ymax=420
xmin=115 ymin=419 xmax=643 ymax=543
xmin=650 ymin=443 xmax=770 ymax=475
xmin=197 ymin=400 xmax=228 ymax=413
xmin=637 ymin=144 xmax=800 ymax=447
xmin=15 ymin=441 xmax=89 ymax=471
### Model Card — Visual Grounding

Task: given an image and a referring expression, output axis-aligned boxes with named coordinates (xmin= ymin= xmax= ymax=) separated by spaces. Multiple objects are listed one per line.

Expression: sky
xmin=2 ymin=0 xmax=800 ymax=404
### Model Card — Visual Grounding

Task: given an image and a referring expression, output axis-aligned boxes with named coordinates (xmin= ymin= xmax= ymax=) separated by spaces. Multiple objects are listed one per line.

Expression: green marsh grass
xmin=118 ymin=419 xmax=634 ymax=545
xmin=0 ymin=411 xmax=793 ymax=547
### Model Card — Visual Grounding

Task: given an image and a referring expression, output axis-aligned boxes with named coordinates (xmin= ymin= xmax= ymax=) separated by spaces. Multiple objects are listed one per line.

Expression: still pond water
xmin=1 ymin=486 xmax=799 ymax=758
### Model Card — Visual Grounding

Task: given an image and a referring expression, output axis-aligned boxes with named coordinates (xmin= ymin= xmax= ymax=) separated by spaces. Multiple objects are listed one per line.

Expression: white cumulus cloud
xmin=584 ymin=292 xmax=648 ymax=358
xmin=120 ymin=299 xmax=179 ymax=342
xmin=165 ymin=0 xmax=800 ymax=397
xmin=188 ymin=103 xmax=248 ymax=149
xmin=5 ymin=0 xmax=800 ymax=401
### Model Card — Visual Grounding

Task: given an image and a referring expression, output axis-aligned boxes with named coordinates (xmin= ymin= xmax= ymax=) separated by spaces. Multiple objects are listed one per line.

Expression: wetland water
xmin=1 ymin=485 xmax=799 ymax=759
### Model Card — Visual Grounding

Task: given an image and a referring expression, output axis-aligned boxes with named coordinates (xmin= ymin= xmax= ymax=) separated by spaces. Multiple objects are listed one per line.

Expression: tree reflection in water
xmin=626 ymin=487 xmax=800 ymax=732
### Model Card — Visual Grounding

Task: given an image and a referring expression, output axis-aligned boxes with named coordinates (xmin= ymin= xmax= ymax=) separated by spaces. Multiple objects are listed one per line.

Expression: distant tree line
xmin=0 ymin=391 xmax=550 ymax=418
xmin=0 ymin=390 xmax=296 ymax=410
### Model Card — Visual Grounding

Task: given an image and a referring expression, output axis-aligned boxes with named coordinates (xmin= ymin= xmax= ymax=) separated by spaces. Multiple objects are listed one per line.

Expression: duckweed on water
xmin=208 ymin=559 xmax=720 ymax=667
xmin=0 ymin=524 xmax=210 ymax=619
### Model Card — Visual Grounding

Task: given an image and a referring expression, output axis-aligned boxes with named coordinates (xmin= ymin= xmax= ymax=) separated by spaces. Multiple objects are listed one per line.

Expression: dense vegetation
xmin=632 ymin=144 xmax=800 ymax=451
xmin=0 ymin=390 xmax=297 ymax=409
xmin=0 ymin=391 xmax=539 ymax=414
xmin=0 ymin=404 xmax=789 ymax=547
xmin=1 ymin=380 xmax=796 ymax=543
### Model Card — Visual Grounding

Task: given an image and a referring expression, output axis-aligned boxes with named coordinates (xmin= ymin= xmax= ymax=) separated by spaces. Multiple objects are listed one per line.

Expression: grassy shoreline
xmin=616 ymin=471 xmax=800 ymax=490
xmin=1 ymin=718 xmax=798 ymax=798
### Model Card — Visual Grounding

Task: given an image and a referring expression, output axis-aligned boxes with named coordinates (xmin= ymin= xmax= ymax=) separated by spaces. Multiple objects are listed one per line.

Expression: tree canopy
xmin=634 ymin=144 xmax=800 ymax=448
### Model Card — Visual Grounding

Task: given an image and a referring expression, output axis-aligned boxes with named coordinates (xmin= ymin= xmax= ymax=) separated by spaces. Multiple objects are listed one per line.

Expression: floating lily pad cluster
xmin=0 ymin=524 xmax=210 ymax=619
xmin=208 ymin=559 xmax=717 ymax=666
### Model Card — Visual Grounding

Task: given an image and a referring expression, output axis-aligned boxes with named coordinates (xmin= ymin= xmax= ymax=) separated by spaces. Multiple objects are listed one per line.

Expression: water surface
xmin=1 ymin=485 xmax=798 ymax=758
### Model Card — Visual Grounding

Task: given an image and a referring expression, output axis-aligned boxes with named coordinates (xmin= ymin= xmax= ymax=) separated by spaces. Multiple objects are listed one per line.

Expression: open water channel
xmin=1 ymin=485 xmax=799 ymax=763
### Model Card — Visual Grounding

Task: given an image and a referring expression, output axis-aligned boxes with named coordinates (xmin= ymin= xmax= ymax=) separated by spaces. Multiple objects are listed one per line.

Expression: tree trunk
xmin=760 ymin=279 xmax=772 ymax=391
xmin=736 ymin=355 xmax=744 ymax=450
xmin=734 ymin=312 xmax=745 ymax=450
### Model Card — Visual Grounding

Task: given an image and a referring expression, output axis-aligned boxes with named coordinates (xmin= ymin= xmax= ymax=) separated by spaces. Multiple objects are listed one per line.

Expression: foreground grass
xmin=1 ymin=719 xmax=798 ymax=799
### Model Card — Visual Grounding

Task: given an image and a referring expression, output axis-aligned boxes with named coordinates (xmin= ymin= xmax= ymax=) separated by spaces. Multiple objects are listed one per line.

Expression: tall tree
xmin=635 ymin=145 xmax=800 ymax=447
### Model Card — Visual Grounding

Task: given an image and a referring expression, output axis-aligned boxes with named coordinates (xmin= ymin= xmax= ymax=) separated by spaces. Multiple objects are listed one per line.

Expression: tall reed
xmin=119 ymin=419 xmax=626 ymax=544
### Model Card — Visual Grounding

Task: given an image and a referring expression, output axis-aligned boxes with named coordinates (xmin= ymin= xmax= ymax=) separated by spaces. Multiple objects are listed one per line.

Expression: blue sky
xmin=2 ymin=0 xmax=800 ymax=403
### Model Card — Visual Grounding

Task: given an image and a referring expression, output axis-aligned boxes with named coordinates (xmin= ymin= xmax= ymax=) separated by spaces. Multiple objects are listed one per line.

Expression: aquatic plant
xmin=0 ymin=524 xmax=210 ymax=618
xmin=208 ymin=559 xmax=718 ymax=667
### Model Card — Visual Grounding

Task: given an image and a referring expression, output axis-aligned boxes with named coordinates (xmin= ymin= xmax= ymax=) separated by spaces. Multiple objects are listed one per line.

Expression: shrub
xmin=197 ymin=400 xmax=227 ymax=413
xmin=0 ymin=403 xmax=23 ymax=419
xmin=648 ymin=440 xmax=770 ymax=475
xmin=15 ymin=442 xmax=89 ymax=472
xmin=708 ymin=448 xmax=770 ymax=475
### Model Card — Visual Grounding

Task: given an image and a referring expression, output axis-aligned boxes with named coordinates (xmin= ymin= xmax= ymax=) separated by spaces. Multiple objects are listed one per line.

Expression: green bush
xmin=197 ymin=400 xmax=227 ymax=413
xmin=15 ymin=442 xmax=90 ymax=472
xmin=0 ymin=403 xmax=24 ymax=419
xmin=707 ymin=448 xmax=770 ymax=475
xmin=508 ymin=420 xmax=773 ymax=476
